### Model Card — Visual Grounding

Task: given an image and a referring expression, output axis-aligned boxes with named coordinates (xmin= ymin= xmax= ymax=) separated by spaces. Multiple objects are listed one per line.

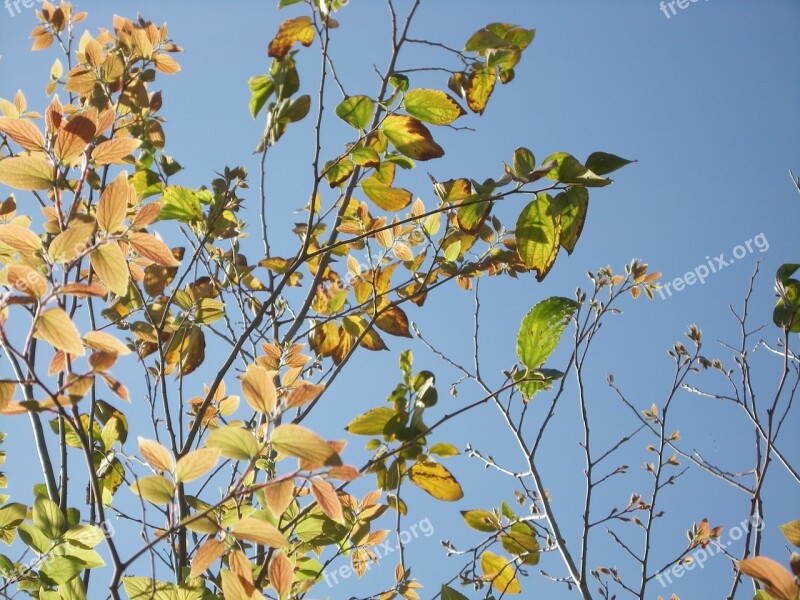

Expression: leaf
xmin=517 ymin=296 xmax=579 ymax=371
xmin=90 ymin=241 xmax=130 ymax=295
xmin=428 ymin=442 xmax=459 ymax=457
xmin=91 ymin=138 xmax=142 ymax=165
xmin=207 ymin=426 xmax=260 ymax=461
xmin=63 ymin=524 xmax=105 ymax=548
xmin=286 ymin=381 xmax=324 ymax=408
xmin=335 ymin=95 xmax=374 ymax=130
xmin=34 ymin=308 xmax=85 ymax=356
xmin=441 ymin=585 xmax=469 ymax=600
xmin=263 ymin=479 xmax=295 ymax=517
xmin=48 ymin=223 xmax=94 ymax=263
xmin=270 ymin=424 xmax=342 ymax=467
xmin=33 ymin=496 xmax=65 ymax=540
xmin=83 ymin=330 xmax=131 ymax=355
xmin=128 ymin=232 xmax=179 ymax=266
xmin=54 ymin=115 xmax=96 ymax=164
xmin=585 ymin=152 xmax=635 ymax=176
xmin=738 ymin=557 xmax=799 ymax=600
xmin=382 ymin=115 xmax=444 ymax=161
xmin=268 ymin=16 xmax=315 ymax=60
xmin=130 ymin=475 xmax=174 ymax=504
xmin=457 ymin=201 xmax=491 ymax=234
xmin=159 ymin=186 xmax=203 ymax=223
xmin=408 ymin=461 xmax=463 ymax=501
xmin=0 ymin=117 xmax=45 ymax=151
xmin=137 ymin=437 xmax=175 ymax=471
xmin=481 ymin=551 xmax=521 ymax=595
xmin=230 ymin=517 xmax=289 ymax=548
xmin=465 ymin=65 xmax=496 ymax=115
xmin=403 ymin=89 xmax=465 ymax=126
xmin=97 ymin=172 xmax=130 ymax=232
xmin=268 ymin=552 xmax=294 ymax=598
xmin=544 ymin=152 xmax=611 ymax=187
xmin=248 ymin=75 xmax=275 ymax=119
xmin=555 ymin=186 xmax=589 ymax=255
xmin=310 ymin=478 xmax=344 ymax=523
xmin=0 ymin=223 xmax=42 ymax=254
xmin=361 ymin=177 xmax=412 ymax=212
xmin=462 ymin=509 xmax=501 ymax=532
xmin=515 ymin=192 xmax=561 ymax=280
xmin=346 ymin=407 xmax=395 ymax=436
xmin=175 ymin=448 xmax=219 ymax=483
xmin=0 ymin=155 xmax=53 ymax=190
xmin=241 ymin=364 xmax=278 ymax=414
xmin=779 ymin=521 xmax=800 ymax=548
xmin=190 ymin=538 xmax=225 ymax=578
xmin=375 ymin=306 xmax=412 ymax=338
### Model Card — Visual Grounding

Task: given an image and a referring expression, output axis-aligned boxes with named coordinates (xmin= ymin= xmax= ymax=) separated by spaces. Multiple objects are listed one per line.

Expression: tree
xmin=0 ymin=2 xmax=795 ymax=600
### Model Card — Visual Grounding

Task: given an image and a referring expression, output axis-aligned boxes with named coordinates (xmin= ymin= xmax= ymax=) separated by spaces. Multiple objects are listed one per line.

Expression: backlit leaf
xmin=268 ymin=552 xmax=294 ymax=598
xmin=480 ymin=551 xmax=521 ymax=594
xmin=270 ymin=424 xmax=342 ymax=467
xmin=128 ymin=232 xmax=180 ymax=266
xmin=362 ymin=177 xmax=412 ymax=211
xmin=207 ymin=426 xmax=260 ymax=461
xmin=346 ymin=406 xmax=395 ymax=436
xmin=230 ymin=517 xmax=289 ymax=548
xmin=90 ymin=241 xmax=129 ymax=295
xmin=268 ymin=16 xmax=315 ymax=60
xmin=96 ymin=172 xmax=130 ymax=233
xmin=54 ymin=115 xmax=96 ymax=164
xmin=310 ymin=478 xmax=344 ymax=523
xmin=382 ymin=115 xmax=444 ymax=161
xmin=335 ymin=95 xmax=373 ymax=130
xmin=516 ymin=296 xmax=579 ymax=371
xmin=465 ymin=65 xmax=496 ymax=115
xmin=544 ymin=152 xmax=610 ymax=187
xmin=34 ymin=308 xmax=85 ymax=356
xmin=137 ymin=437 xmax=175 ymax=472
xmin=0 ymin=155 xmax=53 ymax=190
xmin=515 ymin=192 xmax=561 ymax=280
xmin=175 ymin=447 xmax=219 ymax=483
xmin=555 ymin=186 xmax=589 ymax=255
xmin=738 ymin=557 xmax=798 ymax=600
xmin=0 ymin=117 xmax=45 ymax=151
xmin=403 ymin=89 xmax=465 ymax=126
xmin=408 ymin=461 xmax=463 ymax=501
xmin=241 ymin=364 xmax=277 ymax=414
xmin=190 ymin=538 xmax=225 ymax=578
xmin=91 ymin=138 xmax=142 ymax=165
xmin=130 ymin=475 xmax=174 ymax=504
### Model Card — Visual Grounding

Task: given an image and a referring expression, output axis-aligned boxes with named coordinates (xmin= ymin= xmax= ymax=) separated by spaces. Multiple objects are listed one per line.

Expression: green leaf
xmin=544 ymin=152 xmax=610 ymax=187
xmin=33 ymin=496 xmax=65 ymax=540
xmin=17 ymin=523 xmax=51 ymax=553
xmin=63 ymin=524 xmax=105 ymax=549
xmin=248 ymin=75 xmax=274 ymax=119
xmin=585 ymin=151 xmax=635 ymax=176
xmin=515 ymin=192 xmax=561 ymax=281
xmin=382 ymin=115 xmax=444 ymax=161
xmin=40 ymin=555 xmax=84 ymax=585
xmin=461 ymin=509 xmax=501 ymax=532
xmin=362 ymin=177 xmax=412 ymax=211
xmin=159 ymin=186 xmax=203 ymax=223
xmin=279 ymin=94 xmax=311 ymax=123
xmin=517 ymin=296 xmax=579 ymax=371
xmin=441 ymin=584 xmax=470 ymax=600
xmin=408 ymin=461 xmax=463 ymax=501
xmin=335 ymin=95 xmax=373 ymax=130
xmin=130 ymin=475 xmax=175 ymax=504
xmin=324 ymin=159 xmax=355 ymax=188
xmin=464 ymin=65 xmax=496 ymax=115
xmin=206 ymin=426 xmax=260 ymax=461
xmin=428 ymin=443 xmax=459 ymax=457
xmin=512 ymin=147 xmax=536 ymax=178
xmin=403 ymin=89 xmax=466 ymax=126
xmin=555 ymin=186 xmax=589 ymax=255
xmin=346 ymin=407 xmax=395 ymax=436
xmin=457 ymin=200 xmax=491 ymax=235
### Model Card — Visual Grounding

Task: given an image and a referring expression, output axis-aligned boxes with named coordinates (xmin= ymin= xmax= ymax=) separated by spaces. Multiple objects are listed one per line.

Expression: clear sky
xmin=1 ymin=1 xmax=799 ymax=599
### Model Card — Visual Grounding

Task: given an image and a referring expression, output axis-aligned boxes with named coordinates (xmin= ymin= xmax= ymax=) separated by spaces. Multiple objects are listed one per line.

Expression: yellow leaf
xmin=97 ymin=172 xmax=131 ymax=232
xmin=154 ymin=53 xmax=181 ymax=74
xmin=4 ymin=264 xmax=47 ymax=296
xmin=481 ymin=551 xmax=521 ymax=594
xmin=48 ymin=223 xmax=94 ymax=263
xmin=92 ymin=138 xmax=142 ymax=166
xmin=230 ymin=517 xmax=289 ymax=548
xmin=382 ymin=115 xmax=444 ymax=161
xmin=127 ymin=232 xmax=179 ymax=266
xmin=268 ymin=16 xmax=315 ymax=60
xmin=83 ymin=330 xmax=131 ymax=355
xmin=190 ymin=538 xmax=225 ymax=578
xmin=270 ymin=424 xmax=342 ymax=467
xmin=408 ymin=461 xmax=463 ymax=501
xmin=0 ymin=155 xmax=53 ymax=191
xmin=90 ymin=241 xmax=130 ymax=295
xmin=0 ymin=117 xmax=45 ymax=151
xmin=241 ymin=364 xmax=277 ymax=414
xmin=175 ymin=447 xmax=219 ymax=483
xmin=33 ymin=307 xmax=85 ymax=356
xmin=465 ymin=65 xmax=497 ymax=115
xmin=362 ymin=177 xmax=412 ymax=212
xmin=137 ymin=436 xmax=175 ymax=472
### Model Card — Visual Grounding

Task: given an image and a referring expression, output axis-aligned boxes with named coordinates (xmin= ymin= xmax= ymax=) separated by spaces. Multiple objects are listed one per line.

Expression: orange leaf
xmin=137 ymin=436 xmax=175 ymax=472
xmin=190 ymin=538 xmax=225 ymax=578
xmin=268 ymin=16 xmax=315 ymax=60
xmin=310 ymin=478 xmax=344 ymax=523
xmin=97 ymin=172 xmax=131 ymax=232
xmin=154 ymin=53 xmax=180 ymax=74
xmin=263 ymin=479 xmax=295 ymax=517
xmin=54 ymin=114 xmax=96 ymax=164
xmin=127 ymin=232 xmax=179 ymax=266
xmin=738 ymin=557 xmax=799 ymax=600
xmin=269 ymin=552 xmax=294 ymax=598
xmin=241 ymin=364 xmax=277 ymax=414
xmin=92 ymin=138 xmax=142 ymax=165
xmin=0 ymin=117 xmax=45 ymax=151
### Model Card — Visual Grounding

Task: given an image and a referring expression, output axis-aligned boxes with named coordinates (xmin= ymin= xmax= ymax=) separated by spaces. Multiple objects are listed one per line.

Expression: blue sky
xmin=1 ymin=1 xmax=799 ymax=599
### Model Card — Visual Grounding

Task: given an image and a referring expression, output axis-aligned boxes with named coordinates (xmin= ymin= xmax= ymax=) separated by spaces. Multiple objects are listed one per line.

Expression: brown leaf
xmin=268 ymin=16 xmax=315 ymax=60
xmin=268 ymin=552 xmax=294 ymax=598
xmin=310 ymin=478 xmax=344 ymax=523
xmin=5 ymin=264 xmax=47 ymax=297
xmin=190 ymin=538 xmax=225 ymax=578
xmin=54 ymin=114 xmax=96 ymax=164
xmin=0 ymin=117 xmax=45 ymax=151
xmin=375 ymin=305 xmax=412 ymax=338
